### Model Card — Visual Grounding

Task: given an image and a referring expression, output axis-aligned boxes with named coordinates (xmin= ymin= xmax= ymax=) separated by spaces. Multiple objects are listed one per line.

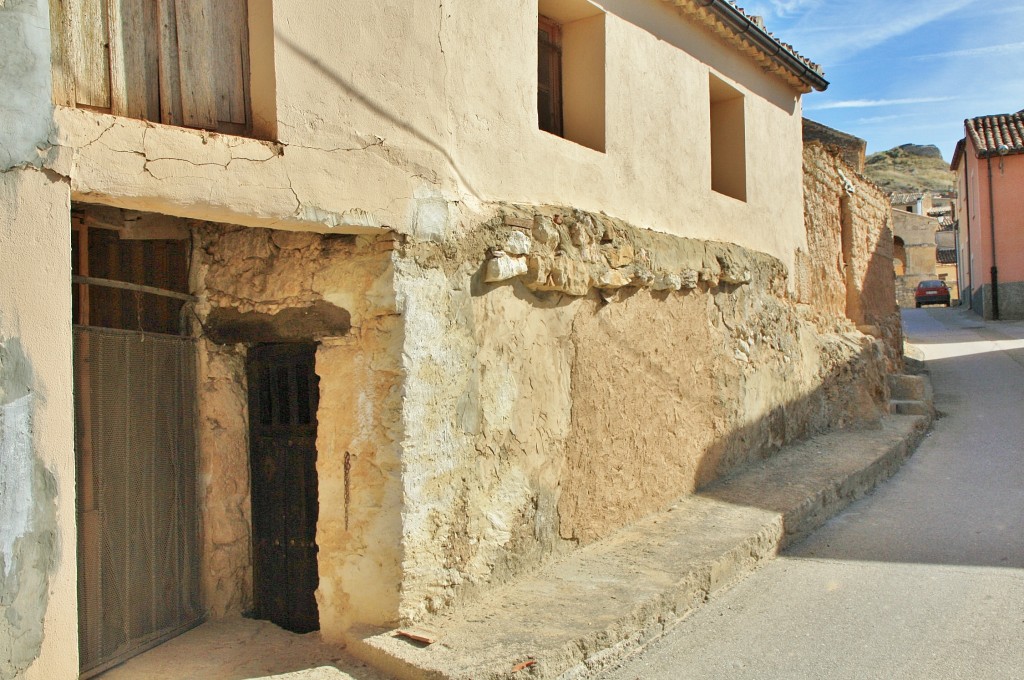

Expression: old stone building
xmin=891 ymin=209 xmax=942 ymax=307
xmin=1 ymin=1 xmax=899 ymax=678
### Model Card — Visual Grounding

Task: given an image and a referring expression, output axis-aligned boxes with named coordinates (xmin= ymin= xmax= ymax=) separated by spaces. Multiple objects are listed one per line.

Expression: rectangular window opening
xmin=537 ymin=2 xmax=605 ymax=152
xmin=709 ymin=73 xmax=747 ymax=202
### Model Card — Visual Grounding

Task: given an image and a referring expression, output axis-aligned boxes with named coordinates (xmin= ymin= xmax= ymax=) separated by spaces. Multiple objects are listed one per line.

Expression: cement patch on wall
xmin=0 ymin=337 xmax=58 ymax=679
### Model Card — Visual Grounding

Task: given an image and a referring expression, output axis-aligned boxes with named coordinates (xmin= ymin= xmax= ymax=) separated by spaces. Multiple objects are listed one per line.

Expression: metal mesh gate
xmin=74 ymin=327 xmax=203 ymax=678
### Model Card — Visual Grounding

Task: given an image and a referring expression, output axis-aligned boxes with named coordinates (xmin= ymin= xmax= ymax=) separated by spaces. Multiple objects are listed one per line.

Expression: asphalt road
xmin=601 ymin=307 xmax=1024 ymax=680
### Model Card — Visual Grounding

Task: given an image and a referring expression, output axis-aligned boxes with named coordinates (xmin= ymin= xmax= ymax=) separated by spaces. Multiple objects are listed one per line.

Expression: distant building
xmin=951 ymin=111 xmax=1024 ymax=319
xmin=888 ymin=191 xmax=959 ymax=305
xmin=891 ymin=208 xmax=941 ymax=307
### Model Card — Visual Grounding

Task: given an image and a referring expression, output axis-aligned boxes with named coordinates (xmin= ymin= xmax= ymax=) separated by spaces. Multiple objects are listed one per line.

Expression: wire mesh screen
xmin=74 ymin=327 xmax=203 ymax=677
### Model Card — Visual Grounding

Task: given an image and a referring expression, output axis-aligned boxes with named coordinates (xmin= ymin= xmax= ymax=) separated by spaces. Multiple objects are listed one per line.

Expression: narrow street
xmin=602 ymin=307 xmax=1024 ymax=680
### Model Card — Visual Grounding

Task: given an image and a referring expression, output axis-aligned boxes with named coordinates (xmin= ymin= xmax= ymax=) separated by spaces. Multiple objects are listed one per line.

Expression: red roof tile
xmin=965 ymin=112 xmax=1024 ymax=158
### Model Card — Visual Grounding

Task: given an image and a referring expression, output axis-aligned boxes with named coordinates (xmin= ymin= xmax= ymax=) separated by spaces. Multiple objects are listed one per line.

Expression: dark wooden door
xmin=247 ymin=343 xmax=320 ymax=633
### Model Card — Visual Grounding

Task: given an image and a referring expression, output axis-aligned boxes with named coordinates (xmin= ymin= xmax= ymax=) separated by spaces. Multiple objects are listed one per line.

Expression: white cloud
xmin=855 ymin=114 xmax=914 ymax=125
xmin=808 ymin=97 xmax=956 ymax=111
xmin=911 ymin=42 xmax=1024 ymax=61
xmin=776 ymin=0 xmax=973 ymax=66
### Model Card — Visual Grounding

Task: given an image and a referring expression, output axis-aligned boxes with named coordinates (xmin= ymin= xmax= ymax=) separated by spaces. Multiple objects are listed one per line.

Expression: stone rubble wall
xmin=393 ymin=202 xmax=892 ymax=624
xmin=191 ymin=225 xmax=402 ymax=630
xmin=798 ymin=143 xmax=903 ymax=369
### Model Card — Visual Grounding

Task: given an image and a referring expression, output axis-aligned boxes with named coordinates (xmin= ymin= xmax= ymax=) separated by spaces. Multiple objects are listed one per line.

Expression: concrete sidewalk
xmin=348 ymin=413 xmax=932 ymax=680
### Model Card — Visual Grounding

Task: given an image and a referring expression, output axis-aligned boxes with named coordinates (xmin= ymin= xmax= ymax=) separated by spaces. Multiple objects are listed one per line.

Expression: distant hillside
xmin=864 ymin=144 xmax=955 ymax=194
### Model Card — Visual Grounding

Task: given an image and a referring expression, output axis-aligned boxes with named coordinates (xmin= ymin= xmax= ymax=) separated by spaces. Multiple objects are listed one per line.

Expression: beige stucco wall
xmin=43 ymin=0 xmax=806 ymax=275
xmin=0 ymin=1 xmax=78 ymax=679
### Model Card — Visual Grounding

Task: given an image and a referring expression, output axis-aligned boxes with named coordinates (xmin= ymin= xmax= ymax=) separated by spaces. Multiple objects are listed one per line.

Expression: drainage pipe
xmin=987 ymin=156 xmax=1000 ymax=320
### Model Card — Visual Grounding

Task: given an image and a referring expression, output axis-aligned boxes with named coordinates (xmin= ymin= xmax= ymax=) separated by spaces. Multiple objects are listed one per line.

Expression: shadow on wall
xmin=689 ymin=332 xmax=887 ymax=490
xmin=550 ymin=279 xmax=890 ymax=546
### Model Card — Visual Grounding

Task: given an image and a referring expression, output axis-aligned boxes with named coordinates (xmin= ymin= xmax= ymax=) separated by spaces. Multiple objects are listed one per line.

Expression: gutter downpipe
xmin=962 ymin=167 xmax=972 ymax=310
xmin=696 ymin=0 xmax=829 ymax=92
xmin=987 ymin=155 xmax=1000 ymax=320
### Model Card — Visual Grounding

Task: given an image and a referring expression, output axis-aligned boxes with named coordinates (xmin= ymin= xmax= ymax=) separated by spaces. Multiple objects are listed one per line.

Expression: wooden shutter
xmin=108 ymin=0 xmax=161 ymax=120
xmin=50 ymin=0 xmax=252 ymax=135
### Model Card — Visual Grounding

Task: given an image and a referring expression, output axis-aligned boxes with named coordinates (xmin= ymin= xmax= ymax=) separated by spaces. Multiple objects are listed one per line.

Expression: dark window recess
xmin=72 ymin=221 xmax=191 ymax=336
xmin=538 ymin=17 xmax=563 ymax=137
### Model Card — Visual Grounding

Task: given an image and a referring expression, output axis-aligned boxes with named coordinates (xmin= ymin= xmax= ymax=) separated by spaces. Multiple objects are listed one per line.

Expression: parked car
xmin=915 ymin=279 xmax=951 ymax=308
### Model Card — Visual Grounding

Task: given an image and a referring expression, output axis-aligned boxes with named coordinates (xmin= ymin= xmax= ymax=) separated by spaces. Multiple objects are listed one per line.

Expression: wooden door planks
xmin=49 ymin=0 xmax=78 ymax=107
xmin=156 ymin=0 xmax=185 ymax=126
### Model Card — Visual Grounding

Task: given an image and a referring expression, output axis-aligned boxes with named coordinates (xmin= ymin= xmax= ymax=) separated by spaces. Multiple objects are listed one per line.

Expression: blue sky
xmin=742 ymin=0 xmax=1024 ymax=162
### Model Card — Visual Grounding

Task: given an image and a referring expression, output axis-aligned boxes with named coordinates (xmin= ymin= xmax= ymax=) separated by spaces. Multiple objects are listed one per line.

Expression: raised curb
xmin=346 ymin=413 xmax=932 ymax=680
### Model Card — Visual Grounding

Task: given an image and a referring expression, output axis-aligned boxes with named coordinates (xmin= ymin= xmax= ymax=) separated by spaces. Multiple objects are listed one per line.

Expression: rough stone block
xmin=532 ymin=216 xmax=560 ymax=249
xmin=505 ymin=231 xmax=532 ymax=256
xmin=602 ymin=243 xmax=635 ymax=268
xmin=652 ymin=272 xmax=683 ymax=291
xmin=484 ymin=253 xmax=528 ymax=283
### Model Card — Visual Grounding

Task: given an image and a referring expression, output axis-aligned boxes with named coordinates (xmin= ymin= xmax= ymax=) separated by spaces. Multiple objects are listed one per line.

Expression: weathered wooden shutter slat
xmin=211 ymin=0 xmax=250 ymax=127
xmin=107 ymin=0 xmax=161 ymax=121
xmin=74 ymin=0 xmax=113 ymax=109
xmin=156 ymin=0 xmax=184 ymax=126
xmin=49 ymin=0 xmax=78 ymax=107
xmin=173 ymin=0 xmax=218 ymax=130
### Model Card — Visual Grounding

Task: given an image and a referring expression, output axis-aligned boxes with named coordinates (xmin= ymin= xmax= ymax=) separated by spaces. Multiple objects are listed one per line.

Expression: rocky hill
xmin=864 ymin=144 xmax=955 ymax=194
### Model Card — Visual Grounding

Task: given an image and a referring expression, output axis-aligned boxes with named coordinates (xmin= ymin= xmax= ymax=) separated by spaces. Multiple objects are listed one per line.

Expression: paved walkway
xmin=601 ymin=307 xmax=1024 ymax=680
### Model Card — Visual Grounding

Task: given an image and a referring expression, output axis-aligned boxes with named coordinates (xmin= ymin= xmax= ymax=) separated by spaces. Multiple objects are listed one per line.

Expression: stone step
xmin=346 ymin=414 xmax=932 ymax=680
xmin=890 ymin=399 xmax=933 ymax=416
xmin=889 ymin=373 xmax=932 ymax=402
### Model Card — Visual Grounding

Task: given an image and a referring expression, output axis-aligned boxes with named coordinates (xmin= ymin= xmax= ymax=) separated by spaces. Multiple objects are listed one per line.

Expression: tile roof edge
xmin=661 ymin=0 xmax=828 ymax=93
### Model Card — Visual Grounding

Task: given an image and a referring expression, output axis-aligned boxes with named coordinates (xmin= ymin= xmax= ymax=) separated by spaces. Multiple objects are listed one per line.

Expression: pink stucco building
xmin=951 ymin=111 xmax=1024 ymax=319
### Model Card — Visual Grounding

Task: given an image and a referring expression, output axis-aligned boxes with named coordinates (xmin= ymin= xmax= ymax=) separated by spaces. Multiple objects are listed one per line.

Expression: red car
xmin=915 ymin=279 xmax=951 ymax=308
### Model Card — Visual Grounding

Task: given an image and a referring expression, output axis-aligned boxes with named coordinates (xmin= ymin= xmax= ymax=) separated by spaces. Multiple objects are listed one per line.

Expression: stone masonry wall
xmin=799 ymin=142 xmax=902 ymax=369
xmin=192 ymin=225 xmax=401 ymax=632
xmin=393 ymin=203 xmax=892 ymax=624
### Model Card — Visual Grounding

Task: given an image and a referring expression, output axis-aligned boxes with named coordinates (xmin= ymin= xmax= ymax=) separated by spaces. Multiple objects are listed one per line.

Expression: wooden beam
xmin=73 ymin=275 xmax=198 ymax=302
